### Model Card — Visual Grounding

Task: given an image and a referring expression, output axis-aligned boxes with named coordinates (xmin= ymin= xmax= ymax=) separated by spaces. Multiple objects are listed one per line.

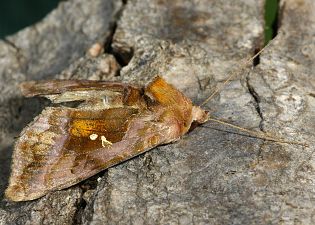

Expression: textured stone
xmin=246 ymin=0 xmax=315 ymax=224
xmin=1 ymin=0 xmax=314 ymax=224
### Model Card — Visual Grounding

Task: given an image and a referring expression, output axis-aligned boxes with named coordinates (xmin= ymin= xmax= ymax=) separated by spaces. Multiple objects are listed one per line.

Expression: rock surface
xmin=0 ymin=0 xmax=314 ymax=224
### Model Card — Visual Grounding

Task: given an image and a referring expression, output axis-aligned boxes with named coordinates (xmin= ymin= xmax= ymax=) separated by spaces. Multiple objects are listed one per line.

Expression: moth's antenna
xmin=199 ymin=38 xmax=276 ymax=107
xmin=206 ymin=117 xmax=308 ymax=147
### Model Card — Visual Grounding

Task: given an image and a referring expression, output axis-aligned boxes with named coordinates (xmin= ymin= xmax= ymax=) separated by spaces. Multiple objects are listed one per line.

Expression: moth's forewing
xmin=6 ymin=107 xmax=149 ymax=201
xmin=20 ymin=79 xmax=143 ymax=107
xmin=6 ymin=77 xmax=208 ymax=201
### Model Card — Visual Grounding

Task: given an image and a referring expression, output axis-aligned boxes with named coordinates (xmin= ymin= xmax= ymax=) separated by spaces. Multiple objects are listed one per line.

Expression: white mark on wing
xmin=89 ymin=133 xmax=98 ymax=140
xmin=101 ymin=135 xmax=112 ymax=147
xmin=103 ymin=96 xmax=109 ymax=107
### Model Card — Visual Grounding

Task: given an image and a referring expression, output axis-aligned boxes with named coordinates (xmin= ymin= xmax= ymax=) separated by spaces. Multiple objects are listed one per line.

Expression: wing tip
xmin=5 ymin=184 xmax=28 ymax=202
xmin=5 ymin=182 xmax=48 ymax=202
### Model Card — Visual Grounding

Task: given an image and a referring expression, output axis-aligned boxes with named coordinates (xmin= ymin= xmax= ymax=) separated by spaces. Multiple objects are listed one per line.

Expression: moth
xmin=5 ymin=76 xmax=209 ymax=201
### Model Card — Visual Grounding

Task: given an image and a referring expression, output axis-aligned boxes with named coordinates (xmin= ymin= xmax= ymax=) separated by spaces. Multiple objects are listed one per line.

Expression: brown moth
xmin=5 ymin=76 xmax=208 ymax=201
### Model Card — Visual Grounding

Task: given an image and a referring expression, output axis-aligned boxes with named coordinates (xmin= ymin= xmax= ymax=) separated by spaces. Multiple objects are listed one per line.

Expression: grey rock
xmin=1 ymin=0 xmax=314 ymax=224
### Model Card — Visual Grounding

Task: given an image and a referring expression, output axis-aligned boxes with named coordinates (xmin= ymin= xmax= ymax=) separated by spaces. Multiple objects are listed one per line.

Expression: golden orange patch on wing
xmin=70 ymin=119 xmax=108 ymax=137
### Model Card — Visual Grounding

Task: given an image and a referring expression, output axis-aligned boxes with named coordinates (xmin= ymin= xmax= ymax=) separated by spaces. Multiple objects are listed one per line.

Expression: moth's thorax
xmin=144 ymin=77 xmax=208 ymax=139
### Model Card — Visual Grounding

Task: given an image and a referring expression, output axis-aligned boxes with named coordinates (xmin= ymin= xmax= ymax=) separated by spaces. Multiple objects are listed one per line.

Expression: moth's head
xmin=187 ymin=106 xmax=208 ymax=132
xmin=191 ymin=106 xmax=209 ymax=124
